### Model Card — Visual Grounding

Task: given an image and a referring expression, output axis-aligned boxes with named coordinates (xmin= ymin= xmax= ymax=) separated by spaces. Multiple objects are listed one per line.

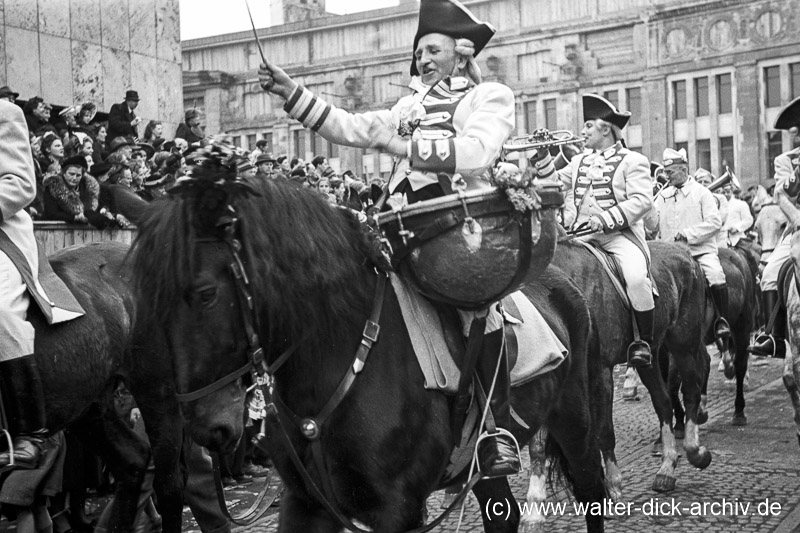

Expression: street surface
xmin=223 ymin=351 xmax=800 ymax=532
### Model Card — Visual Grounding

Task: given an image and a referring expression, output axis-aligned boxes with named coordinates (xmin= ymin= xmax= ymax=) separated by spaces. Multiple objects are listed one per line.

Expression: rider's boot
xmin=628 ymin=309 xmax=654 ymax=368
xmin=748 ymin=290 xmax=786 ymax=358
xmin=475 ymin=329 xmax=521 ymax=478
xmin=711 ymin=284 xmax=732 ymax=339
xmin=0 ymin=354 xmax=48 ymax=468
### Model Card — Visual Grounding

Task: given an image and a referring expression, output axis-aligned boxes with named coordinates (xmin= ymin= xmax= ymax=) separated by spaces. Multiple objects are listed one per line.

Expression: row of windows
xmin=765 ymin=63 xmax=800 ymax=108
xmin=672 ymin=74 xmax=732 ymax=120
xmin=673 ymin=137 xmax=735 ymax=173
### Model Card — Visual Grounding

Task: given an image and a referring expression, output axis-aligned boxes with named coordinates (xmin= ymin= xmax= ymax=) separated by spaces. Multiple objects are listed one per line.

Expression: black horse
xmin=127 ymin=170 xmax=609 ymax=533
xmin=5 ymin=241 xmax=150 ymax=532
xmin=552 ymin=239 xmax=711 ymax=495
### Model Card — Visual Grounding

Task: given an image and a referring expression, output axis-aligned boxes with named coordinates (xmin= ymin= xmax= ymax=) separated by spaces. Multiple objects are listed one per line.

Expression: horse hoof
xmin=519 ymin=517 xmax=546 ymax=533
xmin=686 ymin=447 xmax=712 ymax=469
xmin=674 ymin=428 xmax=685 ymax=440
xmin=723 ymin=363 xmax=735 ymax=380
xmin=651 ymin=443 xmax=663 ymax=456
xmin=732 ymin=413 xmax=747 ymax=426
xmin=623 ymin=386 xmax=639 ymax=401
xmin=652 ymin=474 xmax=676 ymax=492
xmin=697 ymin=408 xmax=709 ymax=425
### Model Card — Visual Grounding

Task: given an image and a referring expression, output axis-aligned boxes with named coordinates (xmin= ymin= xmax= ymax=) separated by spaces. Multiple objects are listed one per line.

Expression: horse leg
xmin=732 ymin=327 xmax=750 ymax=426
xmin=783 ymin=343 xmax=800 ymax=447
xmin=672 ymin=344 xmax=713 ymax=470
xmin=698 ymin=345 xmax=710 ymax=424
xmin=666 ymin=358 xmax=685 ymax=439
xmin=547 ymin=395 xmax=606 ymax=533
xmin=622 ymin=367 xmax=640 ymax=400
xmin=520 ymin=428 xmax=547 ymax=533
xmin=635 ymin=365 xmax=679 ymax=492
xmin=70 ymin=405 xmax=151 ymax=533
xmin=596 ymin=366 xmax=622 ymax=502
xmin=472 ymin=477 xmax=519 ymax=533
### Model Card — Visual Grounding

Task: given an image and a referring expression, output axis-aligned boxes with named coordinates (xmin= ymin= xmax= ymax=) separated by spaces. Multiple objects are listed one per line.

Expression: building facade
xmin=182 ymin=0 xmax=800 ymax=188
xmin=1 ymin=0 xmax=184 ymax=134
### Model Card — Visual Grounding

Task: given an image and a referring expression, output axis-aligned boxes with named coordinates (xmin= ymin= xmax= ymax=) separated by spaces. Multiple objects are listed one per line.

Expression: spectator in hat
xmin=107 ymin=90 xmax=141 ymax=140
xmin=73 ymin=103 xmax=98 ymax=138
xmin=0 ymin=85 xmax=19 ymax=103
xmin=277 ymin=155 xmax=291 ymax=174
xmin=237 ymin=159 xmax=256 ymax=179
xmin=138 ymin=172 xmax=172 ymax=201
xmin=249 ymin=139 xmax=269 ymax=164
xmin=129 ymin=143 xmax=154 ymax=192
xmin=254 ymin=153 xmax=276 ymax=178
xmin=175 ymin=109 xmax=205 ymax=145
xmin=108 ymin=137 xmax=136 ymax=159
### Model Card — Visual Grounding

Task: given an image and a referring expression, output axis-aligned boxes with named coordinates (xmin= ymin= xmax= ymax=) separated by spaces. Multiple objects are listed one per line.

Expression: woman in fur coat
xmin=41 ymin=155 xmax=112 ymax=229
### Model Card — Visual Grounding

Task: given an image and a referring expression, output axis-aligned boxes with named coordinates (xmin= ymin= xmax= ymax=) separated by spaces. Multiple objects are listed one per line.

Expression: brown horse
xmin=126 ymin=170 xmax=610 ymax=533
xmin=549 ymin=239 xmax=710 ymax=496
xmin=6 ymin=242 xmax=150 ymax=532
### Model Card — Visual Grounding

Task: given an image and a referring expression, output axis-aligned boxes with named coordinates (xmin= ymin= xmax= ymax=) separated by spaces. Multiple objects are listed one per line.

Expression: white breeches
xmin=0 ymin=250 xmax=34 ymax=360
xmin=582 ymin=232 xmax=655 ymax=311
xmin=761 ymin=233 xmax=792 ymax=291
xmin=695 ymin=252 xmax=726 ymax=286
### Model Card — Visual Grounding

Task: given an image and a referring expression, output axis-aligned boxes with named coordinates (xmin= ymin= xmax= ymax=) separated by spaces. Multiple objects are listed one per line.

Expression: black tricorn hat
xmin=774 ymin=95 xmax=800 ymax=130
xmin=582 ymin=93 xmax=631 ymax=130
xmin=409 ymin=0 xmax=496 ymax=76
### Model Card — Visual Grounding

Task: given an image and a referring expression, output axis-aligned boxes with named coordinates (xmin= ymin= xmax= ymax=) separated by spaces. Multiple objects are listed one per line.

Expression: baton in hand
xmin=244 ymin=0 xmax=273 ymax=90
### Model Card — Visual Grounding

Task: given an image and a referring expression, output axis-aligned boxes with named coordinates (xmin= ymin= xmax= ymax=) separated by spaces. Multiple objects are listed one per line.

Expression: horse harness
xmin=176 ymin=232 xmax=481 ymax=532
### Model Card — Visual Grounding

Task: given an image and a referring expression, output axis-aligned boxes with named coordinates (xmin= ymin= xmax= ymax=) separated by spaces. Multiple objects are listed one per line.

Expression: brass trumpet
xmin=503 ymin=129 xmax=585 ymax=153
xmin=708 ymin=167 xmax=741 ymax=192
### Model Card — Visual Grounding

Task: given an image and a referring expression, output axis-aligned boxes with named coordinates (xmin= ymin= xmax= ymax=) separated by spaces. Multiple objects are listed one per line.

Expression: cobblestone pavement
xmin=230 ymin=351 xmax=800 ymax=533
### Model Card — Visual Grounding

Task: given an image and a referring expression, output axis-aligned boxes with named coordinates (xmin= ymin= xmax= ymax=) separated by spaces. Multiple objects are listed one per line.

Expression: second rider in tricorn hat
xmin=257 ymin=0 xmax=522 ymax=478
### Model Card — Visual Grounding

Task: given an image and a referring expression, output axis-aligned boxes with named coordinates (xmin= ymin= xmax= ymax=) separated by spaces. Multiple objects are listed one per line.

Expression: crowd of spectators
xmin=2 ymin=85 xmax=376 ymax=230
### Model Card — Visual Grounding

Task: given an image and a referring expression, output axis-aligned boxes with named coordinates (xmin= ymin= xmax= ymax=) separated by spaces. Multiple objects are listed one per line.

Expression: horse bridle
xmin=174 ymin=229 xmax=482 ymax=533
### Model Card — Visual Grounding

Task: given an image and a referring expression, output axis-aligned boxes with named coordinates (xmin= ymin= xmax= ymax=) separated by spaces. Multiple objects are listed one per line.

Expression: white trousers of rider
xmin=581 ymin=232 xmax=655 ymax=312
xmin=761 ymin=232 xmax=792 ymax=292
xmin=695 ymin=252 xmax=726 ymax=286
xmin=0 ymin=250 xmax=34 ymax=361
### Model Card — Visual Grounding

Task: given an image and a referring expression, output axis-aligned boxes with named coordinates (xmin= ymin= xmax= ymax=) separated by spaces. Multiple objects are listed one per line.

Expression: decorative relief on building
xmin=658 ymin=0 xmax=799 ymax=65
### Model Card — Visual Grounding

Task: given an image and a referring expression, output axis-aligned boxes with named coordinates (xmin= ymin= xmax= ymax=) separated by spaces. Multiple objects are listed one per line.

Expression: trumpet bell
xmin=708 ymin=167 xmax=741 ymax=192
xmin=503 ymin=129 xmax=583 ymax=153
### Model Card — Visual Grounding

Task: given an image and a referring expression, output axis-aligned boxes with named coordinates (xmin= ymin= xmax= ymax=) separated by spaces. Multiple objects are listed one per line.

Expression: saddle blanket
xmin=390 ymin=274 xmax=568 ymax=393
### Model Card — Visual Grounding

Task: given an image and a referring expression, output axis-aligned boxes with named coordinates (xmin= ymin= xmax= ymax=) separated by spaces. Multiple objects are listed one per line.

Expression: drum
xmin=376 ymin=183 xmax=563 ymax=310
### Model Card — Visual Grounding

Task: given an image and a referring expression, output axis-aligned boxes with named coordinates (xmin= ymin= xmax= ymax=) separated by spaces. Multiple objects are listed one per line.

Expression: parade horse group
xmin=8 ymin=175 xmax=786 ymax=533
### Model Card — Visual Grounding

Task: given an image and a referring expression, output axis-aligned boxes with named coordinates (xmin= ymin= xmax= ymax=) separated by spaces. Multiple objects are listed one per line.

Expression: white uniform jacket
xmin=644 ymin=177 xmax=721 ymax=257
xmin=0 ymin=100 xmax=83 ymax=325
xmin=723 ymin=197 xmax=754 ymax=246
xmin=557 ymin=142 xmax=653 ymax=248
xmin=282 ymin=76 xmax=515 ymax=193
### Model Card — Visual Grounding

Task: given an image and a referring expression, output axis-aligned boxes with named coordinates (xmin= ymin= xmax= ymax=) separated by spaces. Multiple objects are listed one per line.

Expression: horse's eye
xmin=196 ymin=286 xmax=218 ymax=307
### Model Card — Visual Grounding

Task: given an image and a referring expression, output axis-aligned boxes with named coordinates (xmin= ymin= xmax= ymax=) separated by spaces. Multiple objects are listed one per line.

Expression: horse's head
xmin=131 ymin=144 xmax=259 ymax=453
xmin=755 ymin=203 xmax=787 ymax=267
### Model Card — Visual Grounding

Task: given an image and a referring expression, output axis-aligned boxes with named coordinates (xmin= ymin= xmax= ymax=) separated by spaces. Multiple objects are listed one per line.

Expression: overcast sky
xmin=180 ymin=0 xmax=401 ymax=40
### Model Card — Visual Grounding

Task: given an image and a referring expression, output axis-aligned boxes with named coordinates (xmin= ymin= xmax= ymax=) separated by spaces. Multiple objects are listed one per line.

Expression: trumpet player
xmin=531 ymin=94 xmax=656 ymax=367
xmin=643 ymin=148 xmax=731 ymax=341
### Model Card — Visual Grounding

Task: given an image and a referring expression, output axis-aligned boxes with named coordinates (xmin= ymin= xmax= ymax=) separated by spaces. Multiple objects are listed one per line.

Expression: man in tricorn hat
xmin=749 ymin=96 xmax=800 ymax=358
xmin=532 ymin=94 xmax=657 ymax=367
xmin=644 ymin=148 xmax=731 ymax=341
xmin=257 ymin=0 xmax=521 ymax=477
xmin=107 ymin=89 xmax=141 ymax=140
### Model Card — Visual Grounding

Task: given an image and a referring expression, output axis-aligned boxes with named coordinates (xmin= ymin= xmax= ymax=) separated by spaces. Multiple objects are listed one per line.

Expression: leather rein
xmin=174 ymin=234 xmax=480 ymax=532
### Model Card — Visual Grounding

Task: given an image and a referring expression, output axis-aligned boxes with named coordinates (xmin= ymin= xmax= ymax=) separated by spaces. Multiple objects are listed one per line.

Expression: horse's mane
xmin=129 ymin=178 xmax=389 ymax=356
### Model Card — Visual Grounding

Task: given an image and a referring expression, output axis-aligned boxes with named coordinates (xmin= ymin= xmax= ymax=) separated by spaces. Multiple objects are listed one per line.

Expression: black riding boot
xmin=628 ymin=309 xmax=654 ymax=367
xmin=748 ymin=290 xmax=786 ymax=358
xmin=475 ymin=329 xmax=521 ymax=478
xmin=0 ymin=355 xmax=48 ymax=468
xmin=711 ymin=284 xmax=732 ymax=339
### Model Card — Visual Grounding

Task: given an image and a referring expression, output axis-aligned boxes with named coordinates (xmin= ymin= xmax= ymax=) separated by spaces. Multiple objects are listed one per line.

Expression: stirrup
xmin=714 ymin=317 xmax=731 ymax=338
xmin=626 ymin=340 xmax=652 ymax=368
xmin=748 ymin=334 xmax=775 ymax=357
xmin=474 ymin=428 xmax=522 ymax=478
